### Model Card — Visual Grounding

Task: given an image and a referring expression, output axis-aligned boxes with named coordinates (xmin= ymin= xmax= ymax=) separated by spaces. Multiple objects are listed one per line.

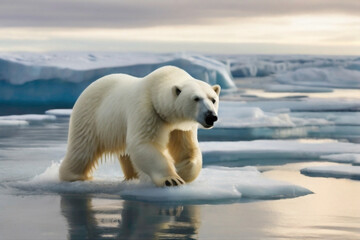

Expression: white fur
xmin=59 ymin=66 xmax=220 ymax=187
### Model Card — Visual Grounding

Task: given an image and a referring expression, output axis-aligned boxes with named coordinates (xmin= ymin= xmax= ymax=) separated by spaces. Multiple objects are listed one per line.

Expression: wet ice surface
xmin=1 ymin=54 xmax=360 ymax=239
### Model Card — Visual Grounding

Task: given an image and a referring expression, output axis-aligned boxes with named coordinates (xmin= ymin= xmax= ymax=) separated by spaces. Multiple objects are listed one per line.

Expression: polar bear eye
xmin=211 ymin=98 xmax=216 ymax=104
xmin=194 ymin=97 xmax=200 ymax=102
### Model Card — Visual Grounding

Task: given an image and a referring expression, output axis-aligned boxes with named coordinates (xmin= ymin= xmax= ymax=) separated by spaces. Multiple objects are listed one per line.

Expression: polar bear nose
xmin=205 ymin=111 xmax=218 ymax=126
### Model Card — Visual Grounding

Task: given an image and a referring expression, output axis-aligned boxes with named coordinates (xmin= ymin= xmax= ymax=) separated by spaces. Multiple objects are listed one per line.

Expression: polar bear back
xmin=95 ymin=74 xmax=143 ymax=151
xmin=68 ymin=74 xmax=141 ymax=153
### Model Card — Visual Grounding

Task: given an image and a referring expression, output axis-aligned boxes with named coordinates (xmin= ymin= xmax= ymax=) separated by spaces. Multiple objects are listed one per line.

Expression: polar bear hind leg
xmin=119 ymin=154 xmax=139 ymax=180
xmin=59 ymin=126 xmax=103 ymax=181
xmin=59 ymin=147 xmax=101 ymax=181
xmin=168 ymin=130 xmax=202 ymax=183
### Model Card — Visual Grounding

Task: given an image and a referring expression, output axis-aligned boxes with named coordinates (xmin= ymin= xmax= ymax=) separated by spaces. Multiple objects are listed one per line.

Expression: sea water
xmin=0 ymin=53 xmax=360 ymax=239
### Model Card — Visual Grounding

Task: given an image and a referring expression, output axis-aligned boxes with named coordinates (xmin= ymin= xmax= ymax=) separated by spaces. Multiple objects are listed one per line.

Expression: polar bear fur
xmin=59 ymin=66 xmax=220 ymax=187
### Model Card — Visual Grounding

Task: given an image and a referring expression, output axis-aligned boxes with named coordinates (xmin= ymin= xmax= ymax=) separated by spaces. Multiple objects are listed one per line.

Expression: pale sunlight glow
xmin=1 ymin=14 xmax=360 ymax=54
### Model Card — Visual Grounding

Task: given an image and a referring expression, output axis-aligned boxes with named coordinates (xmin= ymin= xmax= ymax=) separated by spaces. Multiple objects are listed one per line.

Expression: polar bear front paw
xmin=163 ymin=176 xmax=185 ymax=187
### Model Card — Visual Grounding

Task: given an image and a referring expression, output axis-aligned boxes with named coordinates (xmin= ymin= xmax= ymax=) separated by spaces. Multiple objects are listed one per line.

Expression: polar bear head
xmin=172 ymin=80 xmax=220 ymax=128
xmin=150 ymin=66 xmax=221 ymax=129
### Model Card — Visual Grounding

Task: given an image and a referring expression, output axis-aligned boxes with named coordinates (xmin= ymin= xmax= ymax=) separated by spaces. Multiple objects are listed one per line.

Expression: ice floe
xmin=45 ymin=109 xmax=72 ymax=117
xmin=0 ymin=114 xmax=55 ymax=126
xmin=223 ymin=54 xmax=360 ymax=79
xmin=242 ymin=98 xmax=360 ymax=112
xmin=217 ymin=103 xmax=331 ymax=128
xmin=200 ymin=139 xmax=360 ymax=154
xmin=0 ymin=114 xmax=56 ymax=121
xmin=10 ymin=162 xmax=311 ymax=203
xmin=290 ymin=112 xmax=360 ymax=126
xmin=265 ymin=84 xmax=333 ymax=93
xmin=0 ymin=119 xmax=28 ymax=126
xmin=301 ymin=165 xmax=360 ymax=180
xmin=200 ymin=139 xmax=360 ymax=165
xmin=275 ymin=67 xmax=360 ymax=89
xmin=320 ymin=153 xmax=360 ymax=166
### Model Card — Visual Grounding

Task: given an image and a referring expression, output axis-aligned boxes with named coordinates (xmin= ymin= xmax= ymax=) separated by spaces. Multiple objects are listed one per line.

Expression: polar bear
xmin=59 ymin=66 xmax=220 ymax=187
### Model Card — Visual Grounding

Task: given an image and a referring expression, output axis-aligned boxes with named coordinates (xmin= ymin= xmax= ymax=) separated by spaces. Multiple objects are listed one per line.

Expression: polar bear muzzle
xmin=203 ymin=110 xmax=218 ymax=128
xmin=204 ymin=110 xmax=218 ymax=127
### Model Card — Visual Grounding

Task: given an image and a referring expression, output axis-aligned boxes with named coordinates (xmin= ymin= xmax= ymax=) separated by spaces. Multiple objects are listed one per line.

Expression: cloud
xmin=1 ymin=0 xmax=359 ymax=28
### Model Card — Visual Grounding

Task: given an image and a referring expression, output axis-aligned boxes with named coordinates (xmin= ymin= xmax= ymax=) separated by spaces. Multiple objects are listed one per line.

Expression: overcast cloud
xmin=1 ymin=0 xmax=360 ymax=28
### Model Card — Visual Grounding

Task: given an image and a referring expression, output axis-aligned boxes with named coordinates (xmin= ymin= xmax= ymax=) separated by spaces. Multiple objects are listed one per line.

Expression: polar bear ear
xmin=212 ymin=84 xmax=221 ymax=96
xmin=173 ymin=86 xmax=182 ymax=97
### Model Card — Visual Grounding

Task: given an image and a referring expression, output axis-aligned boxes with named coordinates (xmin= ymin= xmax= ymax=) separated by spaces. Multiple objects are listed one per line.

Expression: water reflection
xmin=60 ymin=195 xmax=200 ymax=240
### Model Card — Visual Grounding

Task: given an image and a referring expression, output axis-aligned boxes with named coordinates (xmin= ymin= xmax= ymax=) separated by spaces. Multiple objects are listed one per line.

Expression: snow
xmin=301 ymin=165 xmax=360 ymax=180
xmin=10 ymin=162 xmax=311 ymax=203
xmin=320 ymin=154 xmax=360 ymax=166
xmin=45 ymin=109 xmax=72 ymax=117
xmin=0 ymin=114 xmax=56 ymax=121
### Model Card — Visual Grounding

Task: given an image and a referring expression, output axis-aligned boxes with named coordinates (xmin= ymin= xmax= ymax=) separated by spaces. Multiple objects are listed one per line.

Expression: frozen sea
xmin=0 ymin=53 xmax=360 ymax=239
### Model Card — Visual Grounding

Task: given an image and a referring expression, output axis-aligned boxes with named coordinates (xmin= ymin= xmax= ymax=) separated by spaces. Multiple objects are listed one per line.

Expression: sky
xmin=1 ymin=0 xmax=360 ymax=55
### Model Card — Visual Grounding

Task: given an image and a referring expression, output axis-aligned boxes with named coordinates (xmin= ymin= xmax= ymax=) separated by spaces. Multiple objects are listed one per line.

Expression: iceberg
xmin=0 ymin=53 xmax=235 ymax=105
xmin=10 ymin=162 xmax=311 ymax=203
